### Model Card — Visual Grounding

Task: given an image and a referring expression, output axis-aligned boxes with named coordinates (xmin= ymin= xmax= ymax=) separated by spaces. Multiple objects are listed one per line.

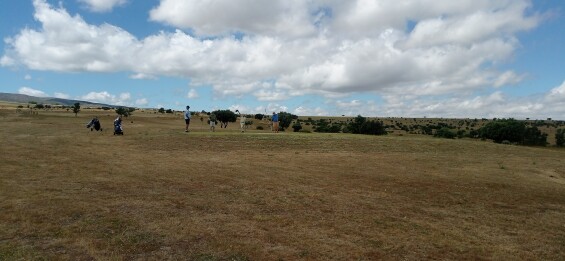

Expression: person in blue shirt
xmin=272 ymin=112 xmax=279 ymax=133
xmin=184 ymin=106 xmax=191 ymax=132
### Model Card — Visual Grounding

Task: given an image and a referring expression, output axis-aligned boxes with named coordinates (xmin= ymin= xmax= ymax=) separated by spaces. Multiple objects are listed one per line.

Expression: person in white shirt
xmin=236 ymin=110 xmax=246 ymax=132
xmin=209 ymin=113 xmax=217 ymax=132
xmin=184 ymin=106 xmax=191 ymax=132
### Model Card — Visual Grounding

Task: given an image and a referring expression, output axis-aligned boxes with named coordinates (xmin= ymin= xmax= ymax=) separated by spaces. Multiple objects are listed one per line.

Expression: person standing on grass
xmin=209 ymin=112 xmax=217 ymax=132
xmin=184 ymin=105 xmax=191 ymax=132
xmin=272 ymin=112 xmax=279 ymax=133
xmin=236 ymin=110 xmax=246 ymax=132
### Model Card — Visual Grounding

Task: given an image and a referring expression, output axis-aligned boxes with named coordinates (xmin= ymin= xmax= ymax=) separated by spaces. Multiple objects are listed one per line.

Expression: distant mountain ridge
xmin=0 ymin=92 xmax=116 ymax=107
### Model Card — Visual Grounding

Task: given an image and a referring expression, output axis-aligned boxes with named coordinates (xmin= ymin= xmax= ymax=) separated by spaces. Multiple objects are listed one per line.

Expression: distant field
xmin=1 ymin=106 xmax=565 ymax=260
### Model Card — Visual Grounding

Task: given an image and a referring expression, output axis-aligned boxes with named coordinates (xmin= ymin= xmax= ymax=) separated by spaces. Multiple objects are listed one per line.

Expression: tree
xmin=212 ymin=110 xmax=237 ymax=128
xmin=116 ymin=107 xmax=135 ymax=117
xmin=479 ymin=118 xmax=547 ymax=146
xmin=345 ymin=115 xmax=387 ymax=135
xmin=158 ymin=107 xmax=165 ymax=113
xmin=479 ymin=119 xmax=525 ymax=144
xmin=523 ymin=127 xmax=547 ymax=146
xmin=347 ymin=115 xmax=366 ymax=134
xmin=72 ymin=103 xmax=80 ymax=117
xmin=277 ymin=111 xmax=297 ymax=131
xmin=254 ymin=114 xmax=264 ymax=120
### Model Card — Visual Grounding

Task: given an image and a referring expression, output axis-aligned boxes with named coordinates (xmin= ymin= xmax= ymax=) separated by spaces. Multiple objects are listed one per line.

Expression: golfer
xmin=272 ymin=112 xmax=279 ymax=133
xmin=184 ymin=106 xmax=191 ymax=132
xmin=236 ymin=110 xmax=246 ymax=132
xmin=209 ymin=113 xmax=217 ymax=132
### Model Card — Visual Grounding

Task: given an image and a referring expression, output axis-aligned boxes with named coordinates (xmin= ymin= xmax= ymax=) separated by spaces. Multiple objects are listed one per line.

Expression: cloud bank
xmin=2 ymin=0 xmax=563 ymax=118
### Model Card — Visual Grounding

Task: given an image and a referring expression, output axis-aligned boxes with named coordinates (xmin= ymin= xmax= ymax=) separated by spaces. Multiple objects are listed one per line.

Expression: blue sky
xmin=1 ymin=0 xmax=564 ymax=119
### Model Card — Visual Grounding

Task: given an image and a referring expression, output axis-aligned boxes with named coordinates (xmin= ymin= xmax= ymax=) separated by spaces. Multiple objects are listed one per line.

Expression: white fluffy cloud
xmin=149 ymin=0 xmax=316 ymax=37
xmin=187 ymin=89 xmax=199 ymax=99
xmin=16 ymin=87 xmax=147 ymax=107
xmin=293 ymin=106 xmax=329 ymax=116
xmin=130 ymin=73 xmax=157 ymax=80
xmin=329 ymin=81 xmax=565 ymax=120
xmin=79 ymin=91 xmax=131 ymax=105
xmin=53 ymin=92 xmax=70 ymax=99
xmin=1 ymin=0 xmax=551 ymax=117
xmin=135 ymin=98 xmax=149 ymax=106
xmin=3 ymin=1 xmax=539 ymax=92
xmin=78 ymin=0 xmax=127 ymax=12
xmin=19 ymin=87 xmax=48 ymax=97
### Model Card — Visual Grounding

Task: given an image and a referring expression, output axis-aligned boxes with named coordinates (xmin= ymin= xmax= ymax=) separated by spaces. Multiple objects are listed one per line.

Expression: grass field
xmin=1 ymin=108 xmax=565 ymax=260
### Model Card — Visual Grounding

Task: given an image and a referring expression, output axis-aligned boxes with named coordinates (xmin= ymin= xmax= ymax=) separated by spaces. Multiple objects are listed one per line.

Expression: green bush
xmin=314 ymin=119 xmax=342 ymax=133
xmin=556 ymin=129 xmax=565 ymax=147
xmin=292 ymin=122 xmax=302 ymax=132
xmin=277 ymin=111 xmax=297 ymax=131
xmin=479 ymin=119 xmax=525 ymax=143
xmin=346 ymin=115 xmax=387 ymax=135
xmin=522 ymin=126 xmax=547 ymax=146
xmin=479 ymin=119 xmax=546 ymax=146
xmin=434 ymin=127 xmax=456 ymax=139
xmin=212 ymin=110 xmax=237 ymax=128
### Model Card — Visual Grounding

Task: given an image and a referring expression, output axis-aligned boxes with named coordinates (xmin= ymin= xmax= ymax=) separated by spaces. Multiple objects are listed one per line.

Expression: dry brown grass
xmin=1 ymin=107 xmax=565 ymax=260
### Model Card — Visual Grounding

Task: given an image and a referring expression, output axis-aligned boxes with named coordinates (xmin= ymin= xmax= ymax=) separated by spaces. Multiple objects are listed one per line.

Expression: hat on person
xmin=186 ymin=105 xmax=190 ymax=109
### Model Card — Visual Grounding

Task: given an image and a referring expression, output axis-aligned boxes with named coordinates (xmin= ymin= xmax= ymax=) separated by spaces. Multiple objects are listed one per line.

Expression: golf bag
xmin=86 ymin=118 xmax=102 ymax=131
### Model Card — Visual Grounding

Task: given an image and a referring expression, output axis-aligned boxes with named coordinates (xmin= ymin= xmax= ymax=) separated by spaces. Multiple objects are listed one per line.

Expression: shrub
xmin=522 ymin=126 xmax=547 ymax=146
xmin=346 ymin=115 xmax=387 ymax=135
xmin=434 ymin=127 xmax=456 ymax=139
xmin=479 ymin=119 xmax=525 ymax=143
xmin=479 ymin=119 xmax=546 ymax=146
xmin=292 ymin=122 xmax=302 ymax=132
xmin=256 ymin=126 xmax=264 ymax=130
xmin=555 ymin=129 xmax=565 ymax=147
xmin=313 ymin=119 xmax=342 ymax=133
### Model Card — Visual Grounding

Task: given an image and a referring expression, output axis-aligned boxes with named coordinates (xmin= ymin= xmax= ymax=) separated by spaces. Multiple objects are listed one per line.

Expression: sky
xmin=1 ymin=0 xmax=564 ymax=119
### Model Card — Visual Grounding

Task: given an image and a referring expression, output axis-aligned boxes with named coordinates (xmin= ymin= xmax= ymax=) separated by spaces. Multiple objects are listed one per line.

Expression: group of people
xmin=86 ymin=115 xmax=123 ymax=135
xmin=183 ymin=105 xmax=279 ymax=133
xmin=87 ymin=106 xmax=279 ymax=135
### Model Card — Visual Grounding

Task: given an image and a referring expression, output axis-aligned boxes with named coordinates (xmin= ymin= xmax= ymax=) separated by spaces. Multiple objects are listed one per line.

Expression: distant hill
xmin=0 ymin=92 xmax=116 ymax=107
